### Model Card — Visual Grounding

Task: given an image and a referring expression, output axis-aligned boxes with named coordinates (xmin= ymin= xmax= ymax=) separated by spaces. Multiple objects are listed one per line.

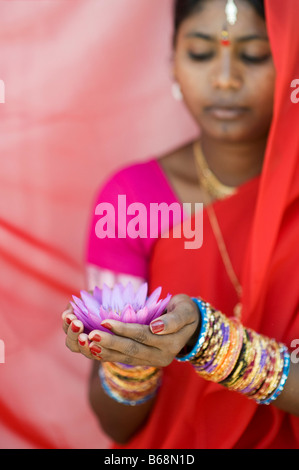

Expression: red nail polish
xmin=78 ymin=337 xmax=86 ymax=346
xmin=65 ymin=316 xmax=72 ymax=325
xmin=90 ymin=345 xmax=102 ymax=355
xmin=150 ymin=320 xmax=164 ymax=334
xmin=101 ymin=322 xmax=113 ymax=331
xmin=71 ymin=322 xmax=81 ymax=333
xmin=90 ymin=334 xmax=101 ymax=343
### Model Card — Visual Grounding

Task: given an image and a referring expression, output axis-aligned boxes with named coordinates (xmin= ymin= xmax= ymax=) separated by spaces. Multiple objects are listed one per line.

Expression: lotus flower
xmin=70 ymin=282 xmax=171 ymax=334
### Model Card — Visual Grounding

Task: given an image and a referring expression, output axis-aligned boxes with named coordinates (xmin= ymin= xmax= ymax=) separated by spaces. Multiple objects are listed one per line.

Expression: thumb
xmin=149 ymin=295 xmax=198 ymax=335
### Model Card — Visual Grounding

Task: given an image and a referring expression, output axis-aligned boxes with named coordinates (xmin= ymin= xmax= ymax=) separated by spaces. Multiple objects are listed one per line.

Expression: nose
xmin=212 ymin=50 xmax=242 ymax=90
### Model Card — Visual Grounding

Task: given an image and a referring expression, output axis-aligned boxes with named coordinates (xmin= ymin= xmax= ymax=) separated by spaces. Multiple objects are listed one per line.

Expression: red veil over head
xmin=243 ymin=0 xmax=299 ymax=325
xmin=118 ymin=0 xmax=299 ymax=450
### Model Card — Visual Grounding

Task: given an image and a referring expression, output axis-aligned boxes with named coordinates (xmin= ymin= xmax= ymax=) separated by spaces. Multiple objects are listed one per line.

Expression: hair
xmin=173 ymin=0 xmax=265 ymax=44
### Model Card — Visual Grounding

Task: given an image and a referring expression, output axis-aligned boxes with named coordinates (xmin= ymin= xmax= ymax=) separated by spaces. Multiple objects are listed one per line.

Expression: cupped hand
xmin=62 ymin=294 xmax=200 ymax=366
xmin=86 ymin=294 xmax=201 ymax=367
xmin=61 ymin=298 xmax=98 ymax=359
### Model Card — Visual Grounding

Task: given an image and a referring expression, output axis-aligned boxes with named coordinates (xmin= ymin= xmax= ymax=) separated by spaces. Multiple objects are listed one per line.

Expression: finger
xmin=61 ymin=304 xmax=74 ymax=333
xmin=77 ymin=333 xmax=94 ymax=359
xmin=94 ymin=326 xmax=159 ymax=358
xmin=88 ymin=330 xmax=103 ymax=344
xmin=91 ymin=346 xmax=155 ymax=367
xmin=92 ymin=325 xmax=174 ymax=366
xmin=88 ymin=330 xmax=104 ymax=360
xmin=65 ymin=319 xmax=84 ymax=353
xmin=90 ymin=333 xmax=165 ymax=366
xmin=149 ymin=295 xmax=200 ymax=336
xmin=62 ymin=313 xmax=77 ymax=334
xmin=100 ymin=320 xmax=161 ymax=348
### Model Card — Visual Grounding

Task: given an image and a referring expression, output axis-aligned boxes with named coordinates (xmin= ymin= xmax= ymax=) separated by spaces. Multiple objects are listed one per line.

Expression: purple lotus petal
xmin=97 ymin=305 xmax=109 ymax=321
xmin=72 ymin=296 xmax=89 ymax=314
xmin=121 ymin=305 xmax=136 ymax=323
xmin=155 ymin=294 xmax=172 ymax=317
xmin=93 ymin=286 xmax=102 ymax=304
xmin=102 ymin=284 xmax=112 ymax=310
xmin=145 ymin=286 xmax=162 ymax=308
xmin=72 ymin=308 xmax=98 ymax=333
xmin=147 ymin=298 xmax=161 ymax=316
xmin=133 ymin=283 xmax=148 ymax=310
xmin=146 ymin=306 xmax=164 ymax=323
xmin=111 ymin=284 xmax=124 ymax=312
xmin=136 ymin=306 xmax=149 ymax=323
xmin=80 ymin=290 xmax=101 ymax=316
xmin=108 ymin=310 xmax=122 ymax=321
xmin=122 ymin=283 xmax=134 ymax=306
xmin=146 ymin=294 xmax=171 ymax=322
xmin=70 ymin=302 xmax=86 ymax=320
xmin=116 ymin=283 xmax=125 ymax=294
xmin=70 ymin=282 xmax=172 ymax=334
xmin=83 ymin=318 xmax=99 ymax=333
xmin=70 ymin=300 xmax=79 ymax=312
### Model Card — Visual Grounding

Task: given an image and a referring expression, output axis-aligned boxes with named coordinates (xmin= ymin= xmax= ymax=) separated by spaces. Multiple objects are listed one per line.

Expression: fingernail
xmin=150 ymin=320 xmax=164 ymax=334
xmin=90 ymin=334 xmax=101 ymax=343
xmin=90 ymin=345 xmax=102 ymax=355
xmin=65 ymin=316 xmax=72 ymax=325
xmin=78 ymin=335 xmax=86 ymax=346
xmin=101 ymin=322 xmax=113 ymax=331
xmin=71 ymin=321 xmax=81 ymax=333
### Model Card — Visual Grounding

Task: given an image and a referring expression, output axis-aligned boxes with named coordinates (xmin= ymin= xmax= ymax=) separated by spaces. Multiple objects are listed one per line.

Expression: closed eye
xmin=188 ymin=51 xmax=215 ymax=61
xmin=241 ymin=53 xmax=271 ymax=64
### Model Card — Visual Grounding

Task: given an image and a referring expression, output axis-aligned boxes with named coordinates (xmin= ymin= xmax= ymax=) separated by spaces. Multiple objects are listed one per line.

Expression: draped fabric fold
xmin=242 ymin=0 xmax=299 ymax=323
xmin=1 ymin=0 xmax=298 ymax=449
xmin=0 ymin=0 xmax=195 ymax=448
xmin=114 ymin=0 xmax=299 ymax=449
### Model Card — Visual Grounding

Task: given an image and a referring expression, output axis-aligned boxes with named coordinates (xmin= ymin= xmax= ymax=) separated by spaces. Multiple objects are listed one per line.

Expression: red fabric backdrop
xmin=0 ymin=0 xmax=196 ymax=449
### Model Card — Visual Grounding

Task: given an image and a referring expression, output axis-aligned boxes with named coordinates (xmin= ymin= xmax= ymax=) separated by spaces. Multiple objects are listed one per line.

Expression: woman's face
xmin=173 ymin=0 xmax=276 ymax=142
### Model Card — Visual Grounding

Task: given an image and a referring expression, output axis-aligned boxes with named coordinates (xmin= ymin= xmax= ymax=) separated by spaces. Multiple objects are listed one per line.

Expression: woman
xmin=62 ymin=0 xmax=299 ymax=448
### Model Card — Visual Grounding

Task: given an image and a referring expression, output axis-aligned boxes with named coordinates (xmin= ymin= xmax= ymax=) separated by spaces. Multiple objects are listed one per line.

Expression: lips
xmin=205 ymin=106 xmax=249 ymax=120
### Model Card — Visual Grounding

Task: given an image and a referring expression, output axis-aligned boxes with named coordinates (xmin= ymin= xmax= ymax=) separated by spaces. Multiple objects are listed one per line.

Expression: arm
xmin=62 ymin=294 xmax=200 ymax=444
xmin=88 ymin=361 xmax=156 ymax=444
xmin=175 ymin=298 xmax=299 ymax=417
xmin=89 ymin=298 xmax=299 ymax=419
xmin=274 ymin=362 xmax=299 ymax=416
xmin=63 ymin=294 xmax=299 ymax=444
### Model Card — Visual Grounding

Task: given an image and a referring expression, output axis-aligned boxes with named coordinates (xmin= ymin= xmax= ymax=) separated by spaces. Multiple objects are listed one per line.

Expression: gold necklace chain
xmin=193 ymin=141 xmax=237 ymax=200
xmin=193 ymin=141 xmax=242 ymax=320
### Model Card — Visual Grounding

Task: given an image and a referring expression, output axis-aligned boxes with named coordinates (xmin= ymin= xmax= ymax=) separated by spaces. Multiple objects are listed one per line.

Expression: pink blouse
xmin=86 ymin=158 xmax=185 ymax=280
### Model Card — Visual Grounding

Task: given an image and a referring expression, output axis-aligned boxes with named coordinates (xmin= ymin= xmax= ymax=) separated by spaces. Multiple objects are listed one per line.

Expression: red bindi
xmin=221 ymin=30 xmax=231 ymax=47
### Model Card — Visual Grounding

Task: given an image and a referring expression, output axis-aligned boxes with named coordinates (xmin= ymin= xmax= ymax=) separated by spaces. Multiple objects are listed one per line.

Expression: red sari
xmin=116 ymin=176 xmax=299 ymax=449
xmin=115 ymin=0 xmax=299 ymax=449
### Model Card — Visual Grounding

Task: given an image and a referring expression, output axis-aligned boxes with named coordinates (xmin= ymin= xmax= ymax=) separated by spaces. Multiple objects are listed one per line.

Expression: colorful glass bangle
xmin=99 ymin=367 xmax=159 ymax=406
xmin=180 ymin=298 xmax=290 ymax=406
xmin=176 ymin=298 xmax=210 ymax=362
xmin=99 ymin=362 xmax=162 ymax=406
xmin=256 ymin=347 xmax=290 ymax=405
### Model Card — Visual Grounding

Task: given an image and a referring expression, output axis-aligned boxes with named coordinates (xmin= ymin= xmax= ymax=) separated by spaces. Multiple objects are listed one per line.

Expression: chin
xmin=198 ymin=119 xmax=266 ymax=143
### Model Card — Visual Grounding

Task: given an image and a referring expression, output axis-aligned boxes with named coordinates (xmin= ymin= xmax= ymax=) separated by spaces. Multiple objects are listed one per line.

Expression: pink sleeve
xmin=85 ymin=159 xmax=181 ymax=280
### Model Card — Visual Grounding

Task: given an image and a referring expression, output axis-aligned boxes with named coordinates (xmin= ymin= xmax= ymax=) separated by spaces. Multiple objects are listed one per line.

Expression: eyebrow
xmin=185 ymin=32 xmax=269 ymax=42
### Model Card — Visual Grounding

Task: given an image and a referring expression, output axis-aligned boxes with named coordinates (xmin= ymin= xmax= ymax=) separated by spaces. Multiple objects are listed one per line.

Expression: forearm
xmin=88 ymin=361 xmax=157 ymax=444
xmin=274 ymin=361 xmax=299 ymax=416
xmin=181 ymin=298 xmax=299 ymax=417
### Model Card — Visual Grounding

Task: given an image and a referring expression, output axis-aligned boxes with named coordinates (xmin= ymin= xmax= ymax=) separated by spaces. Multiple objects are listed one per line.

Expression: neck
xmin=200 ymin=134 xmax=268 ymax=187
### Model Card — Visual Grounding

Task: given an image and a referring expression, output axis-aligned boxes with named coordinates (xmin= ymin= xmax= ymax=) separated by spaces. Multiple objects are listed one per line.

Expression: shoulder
xmin=92 ymin=141 xmax=196 ymax=208
xmin=93 ymin=154 xmax=179 ymax=208
xmin=97 ymin=158 xmax=160 ymax=200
